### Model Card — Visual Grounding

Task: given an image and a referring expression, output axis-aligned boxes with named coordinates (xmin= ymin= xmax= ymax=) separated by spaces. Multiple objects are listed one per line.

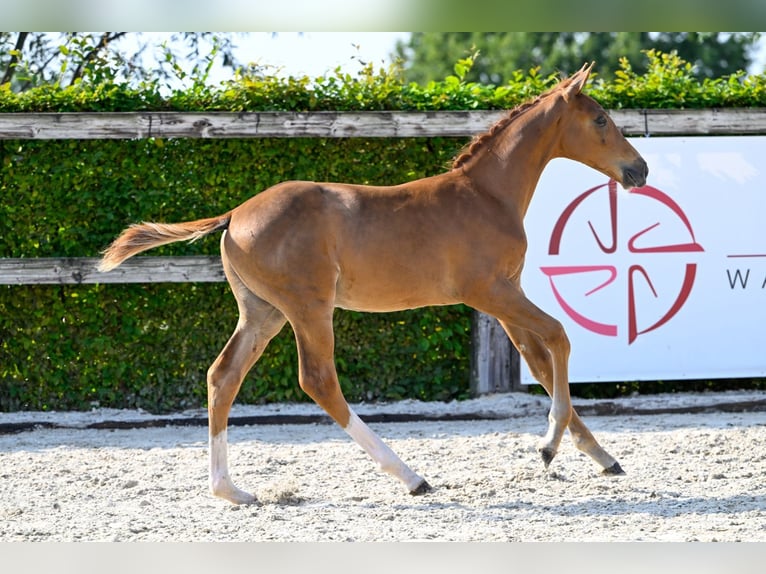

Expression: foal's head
xmin=554 ymin=63 xmax=648 ymax=189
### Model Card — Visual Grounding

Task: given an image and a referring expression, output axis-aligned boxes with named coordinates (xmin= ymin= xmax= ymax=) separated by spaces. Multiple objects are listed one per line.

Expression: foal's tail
xmin=97 ymin=213 xmax=231 ymax=272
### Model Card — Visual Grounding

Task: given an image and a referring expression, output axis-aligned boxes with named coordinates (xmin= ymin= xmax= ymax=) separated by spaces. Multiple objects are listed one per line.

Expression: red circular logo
xmin=540 ymin=180 xmax=703 ymax=344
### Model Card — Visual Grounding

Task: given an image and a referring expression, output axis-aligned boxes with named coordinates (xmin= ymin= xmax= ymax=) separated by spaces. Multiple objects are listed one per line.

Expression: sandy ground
xmin=1 ymin=390 xmax=765 ymax=542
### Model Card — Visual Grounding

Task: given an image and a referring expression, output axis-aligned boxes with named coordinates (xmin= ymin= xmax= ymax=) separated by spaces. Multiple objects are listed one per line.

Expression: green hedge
xmin=2 ymin=50 xmax=765 ymax=114
xmin=0 ymin=137 xmax=472 ymax=412
xmin=2 ymin=50 xmax=766 ymax=412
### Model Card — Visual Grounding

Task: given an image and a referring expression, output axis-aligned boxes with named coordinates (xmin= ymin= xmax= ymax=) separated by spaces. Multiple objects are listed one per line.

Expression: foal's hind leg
xmin=503 ymin=323 xmax=624 ymax=475
xmin=289 ymin=309 xmax=431 ymax=495
xmin=207 ymin=273 xmax=287 ymax=504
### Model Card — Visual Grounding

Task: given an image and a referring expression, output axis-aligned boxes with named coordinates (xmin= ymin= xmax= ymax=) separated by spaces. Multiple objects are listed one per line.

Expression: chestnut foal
xmin=99 ymin=63 xmax=647 ymax=504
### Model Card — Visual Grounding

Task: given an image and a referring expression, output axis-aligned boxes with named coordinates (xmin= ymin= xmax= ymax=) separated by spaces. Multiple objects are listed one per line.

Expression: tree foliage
xmin=0 ymin=32 xmax=240 ymax=92
xmin=395 ymin=32 xmax=763 ymax=85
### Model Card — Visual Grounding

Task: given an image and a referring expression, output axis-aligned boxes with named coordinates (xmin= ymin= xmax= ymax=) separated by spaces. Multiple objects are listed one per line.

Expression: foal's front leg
xmin=468 ymin=279 xmax=581 ymax=469
xmin=532 ymin=317 xmax=572 ymax=468
xmin=503 ymin=323 xmax=624 ymax=474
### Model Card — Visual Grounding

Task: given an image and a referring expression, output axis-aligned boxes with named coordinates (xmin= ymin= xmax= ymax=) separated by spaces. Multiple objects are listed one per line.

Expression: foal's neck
xmin=461 ymin=102 xmax=562 ymax=218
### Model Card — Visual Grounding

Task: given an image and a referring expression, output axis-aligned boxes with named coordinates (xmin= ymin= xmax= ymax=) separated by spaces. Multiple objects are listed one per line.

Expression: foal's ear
xmin=563 ymin=62 xmax=594 ymax=101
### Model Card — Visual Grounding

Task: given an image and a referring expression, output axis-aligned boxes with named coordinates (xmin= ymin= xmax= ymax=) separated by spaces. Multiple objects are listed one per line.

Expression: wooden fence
xmin=3 ymin=108 xmax=766 ymax=393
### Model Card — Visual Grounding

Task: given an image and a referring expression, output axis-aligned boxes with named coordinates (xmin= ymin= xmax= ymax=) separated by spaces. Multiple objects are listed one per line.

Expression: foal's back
xmin=221 ymin=171 xmax=507 ymax=313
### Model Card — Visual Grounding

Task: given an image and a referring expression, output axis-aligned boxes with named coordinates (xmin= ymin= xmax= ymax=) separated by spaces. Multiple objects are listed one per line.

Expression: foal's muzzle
xmin=621 ymin=158 xmax=649 ymax=189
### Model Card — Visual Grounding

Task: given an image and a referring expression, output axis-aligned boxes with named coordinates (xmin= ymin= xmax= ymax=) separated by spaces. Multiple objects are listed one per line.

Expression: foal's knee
xmin=540 ymin=319 xmax=570 ymax=358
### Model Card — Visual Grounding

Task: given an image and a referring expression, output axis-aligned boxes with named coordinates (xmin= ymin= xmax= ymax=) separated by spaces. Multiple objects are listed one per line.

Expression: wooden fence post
xmin=470 ymin=311 xmax=524 ymax=395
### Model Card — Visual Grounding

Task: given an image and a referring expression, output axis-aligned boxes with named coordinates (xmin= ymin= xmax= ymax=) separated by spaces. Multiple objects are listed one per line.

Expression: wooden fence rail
xmin=3 ymin=109 xmax=766 ymax=393
xmin=0 ymin=256 xmax=224 ymax=285
xmin=2 ymin=109 xmax=766 ymax=140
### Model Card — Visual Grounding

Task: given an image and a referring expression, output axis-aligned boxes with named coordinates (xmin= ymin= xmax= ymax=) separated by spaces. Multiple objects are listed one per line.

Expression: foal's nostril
xmin=623 ymin=160 xmax=648 ymax=189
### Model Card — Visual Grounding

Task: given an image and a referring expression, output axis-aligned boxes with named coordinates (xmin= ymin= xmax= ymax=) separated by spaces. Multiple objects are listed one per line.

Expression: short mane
xmin=451 ymin=72 xmax=576 ymax=170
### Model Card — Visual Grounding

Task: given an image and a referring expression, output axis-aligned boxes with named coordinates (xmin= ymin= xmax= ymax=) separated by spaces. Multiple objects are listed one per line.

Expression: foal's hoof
xmin=211 ymin=484 xmax=258 ymax=506
xmin=539 ymin=448 xmax=556 ymax=468
xmin=602 ymin=462 xmax=626 ymax=476
xmin=409 ymin=480 xmax=433 ymax=496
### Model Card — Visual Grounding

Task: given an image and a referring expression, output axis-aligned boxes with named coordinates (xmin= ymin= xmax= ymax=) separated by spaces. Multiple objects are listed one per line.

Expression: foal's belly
xmin=333 ymin=267 xmax=459 ymax=312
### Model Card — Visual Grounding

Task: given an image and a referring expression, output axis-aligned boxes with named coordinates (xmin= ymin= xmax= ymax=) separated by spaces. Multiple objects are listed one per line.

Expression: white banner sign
xmin=521 ymin=136 xmax=766 ymax=383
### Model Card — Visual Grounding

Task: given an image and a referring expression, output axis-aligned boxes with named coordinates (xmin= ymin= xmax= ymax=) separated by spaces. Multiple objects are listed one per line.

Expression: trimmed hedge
xmin=2 ymin=50 xmax=766 ymax=412
xmin=2 ymin=50 xmax=765 ymax=114
xmin=1 ymin=137 xmax=472 ymax=412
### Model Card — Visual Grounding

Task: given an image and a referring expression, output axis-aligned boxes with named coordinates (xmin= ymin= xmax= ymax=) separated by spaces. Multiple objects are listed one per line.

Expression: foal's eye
xmin=595 ymin=115 xmax=608 ymax=128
